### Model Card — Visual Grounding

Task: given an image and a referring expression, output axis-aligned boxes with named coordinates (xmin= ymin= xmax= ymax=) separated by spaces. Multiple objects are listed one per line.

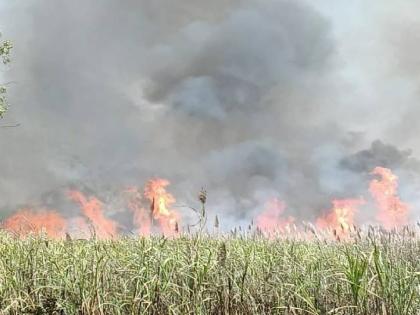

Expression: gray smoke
xmin=341 ymin=140 xmax=420 ymax=174
xmin=0 ymin=0 xmax=419 ymax=228
xmin=341 ymin=140 xmax=420 ymax=223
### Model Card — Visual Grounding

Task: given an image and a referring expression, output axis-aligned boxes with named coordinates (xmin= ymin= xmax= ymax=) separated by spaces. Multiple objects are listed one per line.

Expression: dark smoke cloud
xmin=341 ymin=140 xmax=420 ymax=174
xmin=340 ymin=140 xmax=420 ymax=223
xmin=2 ymin=0 xmax=417 ymax=228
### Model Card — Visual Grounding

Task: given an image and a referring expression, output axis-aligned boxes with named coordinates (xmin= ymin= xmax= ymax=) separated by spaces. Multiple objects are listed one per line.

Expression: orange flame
xmin=68 ymin=191 xmax=118 ymax=239
xmin=2 ymin=209 xmax=67 ymax=239
xmin=369 ymin=167 xmax=409 ymax=230
xmin=316 ymin=198 xmax=365 ymax=236
xmin=125 ymin=186 xmax=151 ymax=236
xmin=256 ymin=198 xmax=294 ymax=235
xmin=1 ymin=167 xmax=413 ymax=239
xmin=143 ymin=178 xmax=180 ymax=236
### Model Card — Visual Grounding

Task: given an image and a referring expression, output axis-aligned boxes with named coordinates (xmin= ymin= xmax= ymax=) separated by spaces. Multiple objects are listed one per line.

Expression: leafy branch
xmin=0 ymin=33 xmax=13 ymax=118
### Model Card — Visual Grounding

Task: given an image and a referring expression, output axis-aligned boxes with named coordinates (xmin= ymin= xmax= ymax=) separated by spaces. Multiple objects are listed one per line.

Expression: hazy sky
xmin=0 ymin=1 xmax=419 ymax=226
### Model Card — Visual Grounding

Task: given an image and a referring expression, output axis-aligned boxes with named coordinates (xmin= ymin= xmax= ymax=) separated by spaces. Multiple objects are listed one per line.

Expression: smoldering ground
xmin=0 ymin=0 xmax=419 ymax=229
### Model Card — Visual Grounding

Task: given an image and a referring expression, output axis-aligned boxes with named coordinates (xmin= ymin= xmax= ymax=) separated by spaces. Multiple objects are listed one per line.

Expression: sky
xmin=0 ymin=0 xmax=419 ymax=228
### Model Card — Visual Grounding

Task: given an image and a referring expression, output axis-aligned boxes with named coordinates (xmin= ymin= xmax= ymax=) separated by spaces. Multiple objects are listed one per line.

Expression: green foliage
xmin=0 ymin=85 xmax=8 ymax=118
xmin=0 ymin=33 xmax=13 ymax=118
xmin=342 ymin=246 xmax=369 ymax=307
xmin=0 ymin=232 xmax=417 ymax=314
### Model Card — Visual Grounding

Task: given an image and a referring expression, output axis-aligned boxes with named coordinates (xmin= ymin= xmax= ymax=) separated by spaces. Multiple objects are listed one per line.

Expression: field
xmin=0 ymin=228 xmax=418 ymax=315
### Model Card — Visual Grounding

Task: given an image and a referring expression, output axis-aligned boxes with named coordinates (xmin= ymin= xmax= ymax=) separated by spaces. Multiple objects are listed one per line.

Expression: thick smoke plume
xmin=341 ymin=140 xmax=420 ymax=174
xmin=0 ymin=1 xmax=419 ymax=229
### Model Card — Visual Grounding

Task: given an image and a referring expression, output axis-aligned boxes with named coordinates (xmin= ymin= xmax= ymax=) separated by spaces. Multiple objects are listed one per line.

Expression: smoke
xmin=0 ymin=0 xmax=419 ymax=228
xmin=341 ymin=140 xmax=420 ymax=222
xmin=341 ymin=140 xmax=420 ymax=174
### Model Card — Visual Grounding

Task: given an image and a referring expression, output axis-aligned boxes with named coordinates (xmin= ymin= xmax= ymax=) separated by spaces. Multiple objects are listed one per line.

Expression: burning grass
xmin=0 ymin=167 xmax=418 ymax=314
xmin=0 ymin=228 xmax=418 ymax=314
xmin=1 ymin=167 xmax=414 ymax=241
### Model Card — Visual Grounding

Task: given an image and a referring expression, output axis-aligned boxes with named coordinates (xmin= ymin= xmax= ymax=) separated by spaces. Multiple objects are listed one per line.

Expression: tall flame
xmin=2 ymin=209 xmax=67 ymax=238
xmin=369 ymin=167 xmax=409 ymax=230
xmin=0 ymin=167 xmax=414 ymax=239
xmin=125 ymin=186 xmax=151 ymax=236
xmin=256 ymin=198 xmax=294 ymax=235
xmin=68 ymin=191 xmax=118 ymax=239
xmin=143 ymin=178 xmax=179 ymax=236
xmin=316 ymin=198 xmax=365 ymax=237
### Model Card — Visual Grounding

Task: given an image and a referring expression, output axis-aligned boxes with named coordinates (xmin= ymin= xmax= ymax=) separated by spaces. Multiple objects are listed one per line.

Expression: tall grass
xmin=0 ymin=229 xmax=418 ymax=314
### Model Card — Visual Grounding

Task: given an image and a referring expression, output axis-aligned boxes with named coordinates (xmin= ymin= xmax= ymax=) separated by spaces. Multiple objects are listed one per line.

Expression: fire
xmin=256 ymin=198 xmax=294 ymax=235
xmin=1 ymin=179 xmax=180 ymax=239
xmin=0 ymin=167 xmax=413 ymax=239
xmin=68 ymin=191 xmax=118 ymax=239
xmin=125 ymin=186 xmax=151 ymax=236
xmin=316 ymin=198 xmax=365 ymax=237
xmin=143 ymin=178 xmax=180 ymax=236
xmin=2 ymin=209 xmax=67 ymax=238
xmin=369 ymin=167 xmax=409 ymax=230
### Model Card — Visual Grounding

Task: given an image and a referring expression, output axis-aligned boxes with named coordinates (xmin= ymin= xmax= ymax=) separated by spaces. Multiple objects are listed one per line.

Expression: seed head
xmin=199 ymin=188 xmax=207 ymax=204
xmin=214 ymin=215 xmax=219 ymax=229
xmin=217 ymin=242 xmax=227 ymax=268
